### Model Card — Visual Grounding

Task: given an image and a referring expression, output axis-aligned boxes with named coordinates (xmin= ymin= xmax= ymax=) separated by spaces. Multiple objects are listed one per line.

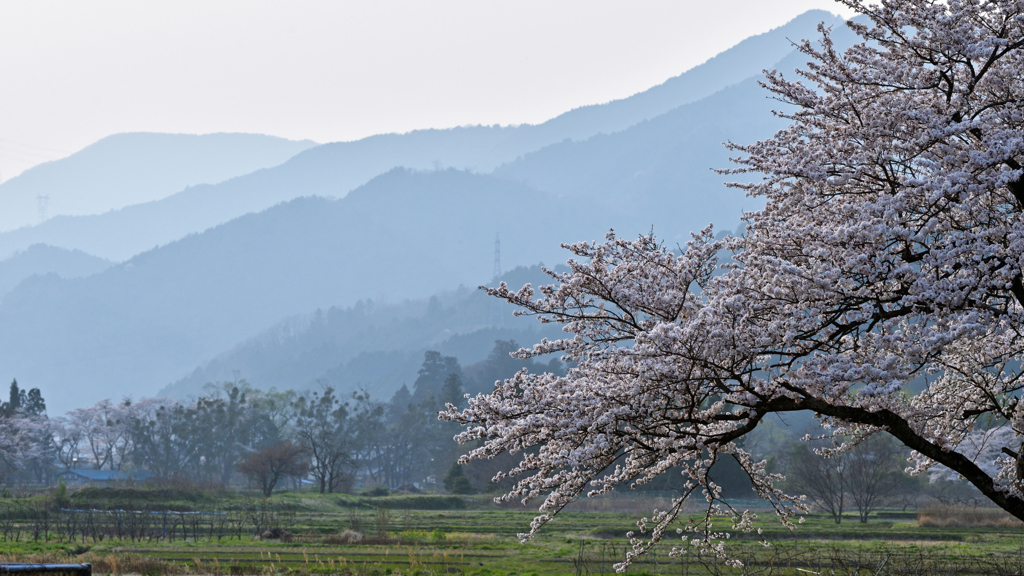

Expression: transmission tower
xmin=36 ymin=195 xmax=49 ymax=223
xmin=489 ymin=233 xmax=505 ymax=327
xmin=493 ymin=233 xmax=502 ymax=279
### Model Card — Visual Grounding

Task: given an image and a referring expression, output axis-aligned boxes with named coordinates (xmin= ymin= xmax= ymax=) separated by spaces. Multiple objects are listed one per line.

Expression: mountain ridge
xmin=0 ymin=133 xmax=317 ymax=234
xmin=0 ymin=169 xmax=593 ymax=413
xmin=0 ymin=244 xmax=112 ymax=298
xmin=0 ymin=11 xmax=862 ymax=414
xmin=0 ymin=10 xmax=847 ymax=262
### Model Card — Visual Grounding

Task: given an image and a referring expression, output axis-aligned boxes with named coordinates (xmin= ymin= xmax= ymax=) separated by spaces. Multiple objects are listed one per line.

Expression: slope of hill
xmin=495 ymin=78 xmax=780 ymax=244
xmin=492 ymin=21 xmax=863 ymax=245
xmin=0 ymin=169 xmax=606 ymax=413
xmin=0 ymin=244 xmax=111 ymax=298
xmin=158 ymin=265 xmax=565 ymax=402
xmin=0 ymin=78 xmax=768 ymax=262
xmin=0 ymin=133 xmax=316 ymax=233
xmin=518 ymin=10 xmax=844 ymax=144
xmin=0 ymin=11 xmax=846 ymax=262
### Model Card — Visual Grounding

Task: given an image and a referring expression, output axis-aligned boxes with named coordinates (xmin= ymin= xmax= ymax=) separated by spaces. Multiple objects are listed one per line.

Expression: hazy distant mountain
xmin=0 ymin=129 xmax=572 ymax=262
xmin=155 ymin=77 xmax=816 ymax=401
xmin=0 ymin=38 xmax=839 ymax=413
xmin=0 ymin=133 xmax=316 ymax=233
xmin=159 ymin=265 xmax=564 ymax=403
xmin=493 ymin=20 xmax=862 ymax=245
xmin=0 ymin=11 xmax=846 ymax=262
xmin=495 ymin=78 xmax=779 ymax=244
xmin=0 ymin=244 xmax=111 ymax=298
xmin=0 ymin=169 xmax=604 ymax=413
xmin=1 ymin=11 xmax=865 ymax=414
xmin=517 ymin=10 xmax=844 ymax=144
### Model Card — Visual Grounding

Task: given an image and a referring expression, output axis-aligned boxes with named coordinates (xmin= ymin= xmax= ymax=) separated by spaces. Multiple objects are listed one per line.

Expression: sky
xmin=0 ymin=1 xmax=857 ymax=181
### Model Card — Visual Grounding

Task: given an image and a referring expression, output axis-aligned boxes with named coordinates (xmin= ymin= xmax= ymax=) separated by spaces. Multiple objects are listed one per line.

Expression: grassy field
xmin=1 ymin=489 xmax=1023 ymax=575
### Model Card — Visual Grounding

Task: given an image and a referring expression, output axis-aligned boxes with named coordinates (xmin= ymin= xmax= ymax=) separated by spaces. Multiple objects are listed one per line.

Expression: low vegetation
xmin=0 ymin=487 xmax=1022 ymax=575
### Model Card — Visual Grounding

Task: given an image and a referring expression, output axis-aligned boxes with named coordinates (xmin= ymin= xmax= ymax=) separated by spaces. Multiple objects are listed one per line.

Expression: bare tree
xmin=847 ymin=435 xmax=905 ymax=523
xmin=293 ymin=387 xmax=352 ymax=493
xmin=237 ymin=441 xmax=309 ymax=497
xmin=788 ymin=444 xmax=847 ymax=524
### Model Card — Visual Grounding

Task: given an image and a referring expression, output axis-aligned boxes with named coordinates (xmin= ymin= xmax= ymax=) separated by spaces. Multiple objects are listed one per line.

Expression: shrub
xmin=367 ymin=495 xmax=467 ymax=510
xmin=917 ymin=505 xmax=1024 ymax=528
xmin=324 ymin=529 xmax=363 ymax=545
xmin=260 ymin=527 xmax=294 ymax=541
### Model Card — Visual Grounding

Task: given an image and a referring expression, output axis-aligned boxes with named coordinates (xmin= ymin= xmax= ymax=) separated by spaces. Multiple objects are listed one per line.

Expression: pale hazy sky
xmin=0 ymin=1 xmax=857 ymax=180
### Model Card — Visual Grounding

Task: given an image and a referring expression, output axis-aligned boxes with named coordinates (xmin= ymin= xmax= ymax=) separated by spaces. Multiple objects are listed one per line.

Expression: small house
xmin=55 ymin=469 xmax=154 ymax=487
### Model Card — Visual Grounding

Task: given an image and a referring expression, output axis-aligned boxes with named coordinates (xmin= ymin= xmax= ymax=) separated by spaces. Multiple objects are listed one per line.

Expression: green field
xmin=1 ymin=489 xmax=1024 ymax=575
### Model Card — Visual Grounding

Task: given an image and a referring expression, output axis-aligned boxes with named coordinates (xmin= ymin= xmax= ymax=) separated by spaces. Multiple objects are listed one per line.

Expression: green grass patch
xmin=4 ymin=487 xmax=1024 ymax=574
xmin=359 ymin=495 xmax=468 ymax=510
xmin=68 ymin=486 xmax=222 ymax=509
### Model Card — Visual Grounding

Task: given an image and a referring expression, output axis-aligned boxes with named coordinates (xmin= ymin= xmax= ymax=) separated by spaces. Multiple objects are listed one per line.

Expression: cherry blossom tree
xmin=65 ymin=398 xmax=142 ymax=470
xmin=51 ymin=416 xmax=84 ymax=470
xmin=0 ymin=416 xmax=49 ymax=482
xmin=444 ymin=0 xmax=1024 ymax=567
xmin=927 ymin=425 xmax=1017 ymax=483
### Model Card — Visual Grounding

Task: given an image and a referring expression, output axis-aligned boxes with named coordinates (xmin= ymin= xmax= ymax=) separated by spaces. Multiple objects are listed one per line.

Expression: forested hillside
xmin=160 ymin=265 xmax=566 ymax=402
xmin=0 ymin=244 xmax=111 ymax=297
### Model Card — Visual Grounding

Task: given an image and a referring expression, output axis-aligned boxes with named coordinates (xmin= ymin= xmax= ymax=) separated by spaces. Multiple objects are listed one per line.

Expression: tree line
xmin=0 ymin=340 xmax=562 ymax=495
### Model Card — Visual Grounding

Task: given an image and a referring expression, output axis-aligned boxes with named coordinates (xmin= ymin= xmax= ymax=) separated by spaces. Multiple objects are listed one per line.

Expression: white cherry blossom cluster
xmin=0 ymin=415 xmax=48 ymax=474
xmin=443 ymin=0 xmax=1024 ymax=568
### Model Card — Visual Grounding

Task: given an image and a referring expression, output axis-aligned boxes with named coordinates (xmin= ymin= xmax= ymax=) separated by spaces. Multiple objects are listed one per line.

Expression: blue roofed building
xmin=55 ymin=469 xmax=154 ymax=487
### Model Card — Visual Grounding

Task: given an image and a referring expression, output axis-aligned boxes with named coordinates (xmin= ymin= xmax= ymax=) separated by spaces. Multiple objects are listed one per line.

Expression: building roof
xmin=56 ymin=469 xmax=153 ymax=481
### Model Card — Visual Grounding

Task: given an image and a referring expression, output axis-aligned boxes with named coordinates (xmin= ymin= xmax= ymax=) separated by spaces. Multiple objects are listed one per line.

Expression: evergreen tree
xmin=443 ymin=462 xmax=474 ymax=494
xmin=23 ymin=388 xmax=45 ymax=416
xmin=388 ymin=384 xmax=413 ymax=423
xmin=411 ymin=351 xmax=463 ymax=405
xmin=5 ymin=380 xmax=20 ymax=416
xmin=440 ymin=373 xmax=464 ymax=408
xmin=0 ymin=380 xmax=41 ymax=417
